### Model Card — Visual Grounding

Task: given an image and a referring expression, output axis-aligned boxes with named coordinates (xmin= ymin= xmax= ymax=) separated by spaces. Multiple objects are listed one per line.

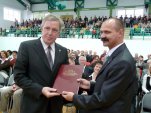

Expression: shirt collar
xmin=40 ymin=37 xmax=55 ymax=52
xmin=107 ymin=42 xmax=124 ymax=57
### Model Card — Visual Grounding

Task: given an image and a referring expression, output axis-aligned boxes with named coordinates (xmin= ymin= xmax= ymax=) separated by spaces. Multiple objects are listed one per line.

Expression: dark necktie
xmin=47 ymin=46 xmax=53 ymax=69
xmin=105 ymin=55 xmax=110 ymax=63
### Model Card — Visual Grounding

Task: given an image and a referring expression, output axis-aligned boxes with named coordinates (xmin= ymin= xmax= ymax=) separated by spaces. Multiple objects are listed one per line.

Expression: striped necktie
xmin=46 ymin=46 xmax=53 ymax=69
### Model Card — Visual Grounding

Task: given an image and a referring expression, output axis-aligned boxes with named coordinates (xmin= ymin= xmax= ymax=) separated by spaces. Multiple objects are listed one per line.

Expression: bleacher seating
xmin=2 ymin=28 xmax=100 ymax=39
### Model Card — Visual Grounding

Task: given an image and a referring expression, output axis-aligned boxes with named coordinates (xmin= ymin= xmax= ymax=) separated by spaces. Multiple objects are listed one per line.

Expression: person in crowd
xmin=7 ymin=50 xmax=12 ymax=59
xmin=86 ymin=50 xmax=93 ymax=63
xmin=68 ymin=56 xmax=76 ymax=65
xmin=134 ymin=53 xmax=139 ymax=63
xmin=87 ymin=61 xmax=103 ymax=81
xmin=69 ymin=51 xmax=79 ymax=65
xmin=136 ymin=55 xmax=145 ymax=79
xmin=99 ymin=50 xmax=107 ymax=63
xmin=0 ymin=50 xmax=11 ymax=75
xmin=142 ymin=63 xmax=151 ymax=94
xmin=144 ymin=54 xmax=151 ymax=63
xmin=10 ymin=51 xmax=17 ymax=68
xmin=80 ymin=60 xmax=103 ymax=94
xmin=89 ymin=55 xmax=100 ymax=66
xmin=78 ymin=60 xmax=103 ymax=113
xmin=78 ymin=55 xmax=93 ymax=78
xmin=62 ymin=18 xmax=137 ymax=113
xmin=14 ymin=14 xmax=68 ymax=113
xmin=0 ymin=74 xmax=22 ymax=113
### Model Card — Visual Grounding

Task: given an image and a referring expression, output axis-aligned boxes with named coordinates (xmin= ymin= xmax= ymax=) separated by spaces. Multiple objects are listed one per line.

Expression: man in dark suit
xmin=14 ymin=15 xmax=68 ymax=113
xmin=62 ymin=18 xmax=137 ymax=113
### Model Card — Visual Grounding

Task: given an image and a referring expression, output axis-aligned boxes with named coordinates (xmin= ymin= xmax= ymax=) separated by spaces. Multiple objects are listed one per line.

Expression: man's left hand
xmin=62 ymin=91 xmax=74 ymax=101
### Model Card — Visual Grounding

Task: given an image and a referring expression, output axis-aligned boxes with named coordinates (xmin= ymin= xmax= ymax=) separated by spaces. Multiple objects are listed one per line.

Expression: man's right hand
xmin=77 ymin=78 xmax=90 ymax=90
xmin=42 ymin=87 xmax=60 ymax=98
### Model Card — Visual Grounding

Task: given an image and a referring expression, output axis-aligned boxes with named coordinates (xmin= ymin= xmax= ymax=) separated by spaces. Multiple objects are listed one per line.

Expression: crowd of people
xmin=0 ymin=47 xmax=107 ymax=113
xmin=1 ymin=15 xmax=151 ymax=38
xmin=0 ymin=49 xmax=151 ymax=113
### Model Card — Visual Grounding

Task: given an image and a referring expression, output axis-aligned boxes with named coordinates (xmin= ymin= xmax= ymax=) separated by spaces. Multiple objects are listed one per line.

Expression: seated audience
xmin=78 ymin=60 xmax=103 ymax=113
xmin=78 ymin=55 xmax=93 ymax=78
xmin=0 ymin=50 xmax=11 ymax=75
xmin=68 ymin=56 xmax=76 ymax=65
xmin=0 ymin=74 xmax=22 ymax=113
xmin=10 ymin=51 xmax=17 ymax=73
xmin=142 ymin=63 xmax=151 ymax=93
xmin=86 ymin=61 xmax=103 ymax=81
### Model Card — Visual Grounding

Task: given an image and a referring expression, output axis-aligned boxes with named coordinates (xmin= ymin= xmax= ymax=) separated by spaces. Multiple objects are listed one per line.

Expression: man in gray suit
xmin=62 ymin=18 xmax=137 ymax=113
xmin=14 ymin=15 xmax=68 ymax=113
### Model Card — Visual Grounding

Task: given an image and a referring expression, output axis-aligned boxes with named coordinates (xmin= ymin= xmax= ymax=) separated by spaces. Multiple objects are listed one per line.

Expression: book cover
xmin=53 ymin=65 xmax=84 ymax=94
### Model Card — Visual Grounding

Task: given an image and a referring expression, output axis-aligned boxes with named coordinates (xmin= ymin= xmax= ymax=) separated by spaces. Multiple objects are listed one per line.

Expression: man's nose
xmin=48 ymin=29 xmax=52 ymax=35
xmin=100 ymin=32 xmax=105 ymax=38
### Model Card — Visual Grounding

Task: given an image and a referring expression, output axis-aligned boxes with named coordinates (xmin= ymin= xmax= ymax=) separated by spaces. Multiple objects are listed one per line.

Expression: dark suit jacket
xmin=73 ymin=43 xmax=137 ymax=113
xmin=14 ymin=38 xmax=68 ymax=113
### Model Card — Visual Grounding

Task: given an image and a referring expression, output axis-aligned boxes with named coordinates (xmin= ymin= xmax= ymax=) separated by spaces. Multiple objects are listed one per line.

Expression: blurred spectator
xmin=0 ymin=27 xmax=2 ymax=36
xmin=142 ymin=63 xmax=151 ymax=94
xmin=0 ymin=50 xmax=11 ymax=74
xmin=7 ymin=50 xmax=12 ymax=59
xmin=86 ymin=60 xmax=103 ymax=81
xmin=10 ymin=51 xmax=17 ymax=73
xmin=68 ymin=56 xmax=75 ymax=65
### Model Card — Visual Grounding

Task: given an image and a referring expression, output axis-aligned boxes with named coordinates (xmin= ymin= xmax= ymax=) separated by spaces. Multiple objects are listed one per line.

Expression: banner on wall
xmin=60 ymin=15 xmax=73 ymax=21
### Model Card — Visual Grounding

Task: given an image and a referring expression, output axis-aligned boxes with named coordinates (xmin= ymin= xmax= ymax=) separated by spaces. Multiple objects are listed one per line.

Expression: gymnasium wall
xmin=0 ymin=0 xmax=26 ymax=29
xmin=0 ymin=37 xmax=150 ymax=59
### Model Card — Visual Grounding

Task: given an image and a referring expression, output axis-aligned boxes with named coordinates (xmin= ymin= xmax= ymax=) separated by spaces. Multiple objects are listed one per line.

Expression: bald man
xmin=62 ymin=18 xmax=137 ymax=113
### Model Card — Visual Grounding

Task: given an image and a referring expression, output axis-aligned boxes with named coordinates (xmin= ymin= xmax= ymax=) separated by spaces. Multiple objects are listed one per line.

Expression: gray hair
xmin=78 ymin=55 xmax=87 ymax=65
xmin=41 ymin=14 xmax=65 ymax=31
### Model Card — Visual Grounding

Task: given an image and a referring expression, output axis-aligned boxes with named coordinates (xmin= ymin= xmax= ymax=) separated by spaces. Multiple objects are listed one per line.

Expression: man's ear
xmin=119 ymin=29 xmax=124 ymax=37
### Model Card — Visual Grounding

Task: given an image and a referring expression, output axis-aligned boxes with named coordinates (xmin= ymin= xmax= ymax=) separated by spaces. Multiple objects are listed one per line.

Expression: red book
xmin=53 ymin=65 xmax=84 ymax=94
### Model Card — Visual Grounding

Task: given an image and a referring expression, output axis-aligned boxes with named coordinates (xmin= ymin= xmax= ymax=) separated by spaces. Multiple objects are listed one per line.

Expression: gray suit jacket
xmin=73 ymin=43 xmax=137 ymax=113
xmin=14 ymin=38 xmax=68 ymax=113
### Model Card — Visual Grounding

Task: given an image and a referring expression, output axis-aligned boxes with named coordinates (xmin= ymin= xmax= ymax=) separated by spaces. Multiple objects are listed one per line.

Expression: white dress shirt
xmin=142 ymin=74 xmax=151 ymax=93
xmin=40 ymin=38 xmax=55 ymax=63
xmin=106 ymin=42 xmax=124 ymax=57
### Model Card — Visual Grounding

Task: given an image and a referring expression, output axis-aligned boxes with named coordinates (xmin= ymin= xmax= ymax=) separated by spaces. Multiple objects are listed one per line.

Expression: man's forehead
xmin=102 ymin=19 xmax=115 ymax=26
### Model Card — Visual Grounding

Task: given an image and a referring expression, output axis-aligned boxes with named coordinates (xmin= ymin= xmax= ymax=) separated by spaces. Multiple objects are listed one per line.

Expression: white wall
xmin=118 ymin=0 xmax=144 ymax=6
xmin=0 ymin=0 xmax=26 ymax=29
xmin=84 ymin=0 xmax=106 ymax=8
xmin=0 ymin=37 xmax=150 ymax=59
xmin=23 ymin=10 xmax=33 ymax=20
xmin=32 ymin=3 xmax=48 ymax=12
xmin=80 ymin=9 xmax=110 ymax=19
xmin=51 ymin=11 xmax=77 ymax=19
xmin=31 ymin=0 xmax=145 ymax=19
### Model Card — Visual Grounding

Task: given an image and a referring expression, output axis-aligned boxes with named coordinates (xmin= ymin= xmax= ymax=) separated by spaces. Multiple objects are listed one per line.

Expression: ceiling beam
xmin=16 ymin=0 xmax=27 ymax=7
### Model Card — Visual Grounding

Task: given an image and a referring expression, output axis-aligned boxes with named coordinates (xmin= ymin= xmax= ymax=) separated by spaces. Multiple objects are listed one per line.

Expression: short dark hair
xmin=91 ymin=60 xmax=103 ymax=68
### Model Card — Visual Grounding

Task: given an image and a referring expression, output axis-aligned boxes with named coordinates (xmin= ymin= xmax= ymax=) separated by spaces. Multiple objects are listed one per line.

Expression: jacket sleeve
xmin=73 ymin=60 xmax=135 ymax=110
xmin=14 ymin=42 xmax=43 ymax=99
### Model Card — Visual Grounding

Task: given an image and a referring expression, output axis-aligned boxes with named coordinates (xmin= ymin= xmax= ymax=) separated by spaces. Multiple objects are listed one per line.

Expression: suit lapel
xmin=33 ymin=38 xmax=50 ymax=69
xmin=100 ymin=56 xmax=112 ymax=73
xmin=98 ymin=43 xmax=126 ymax=75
